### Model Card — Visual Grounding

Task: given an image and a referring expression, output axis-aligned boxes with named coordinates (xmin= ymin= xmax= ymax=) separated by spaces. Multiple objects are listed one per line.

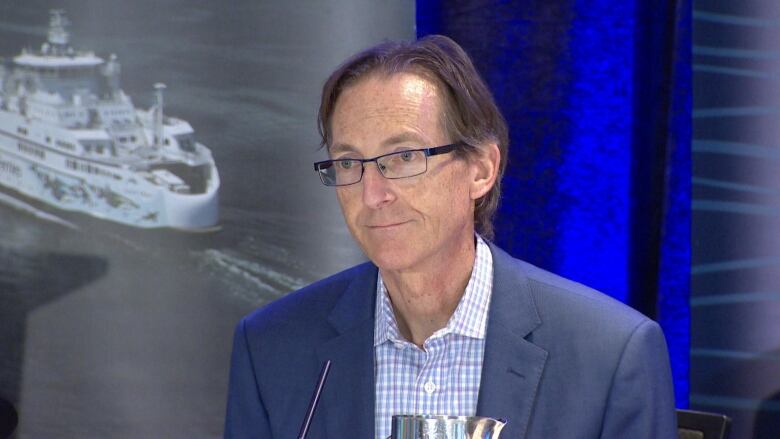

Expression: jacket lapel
xmin=476 ymin=244 xmax=548 ymax=439
xmin=315 ymin=263 xmax=378 ymax=439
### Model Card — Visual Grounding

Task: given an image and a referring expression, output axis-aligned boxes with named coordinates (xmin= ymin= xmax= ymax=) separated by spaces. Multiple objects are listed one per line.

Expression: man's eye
xmin=400 ymin=151 xmax=414 ymax=162
xmin=338 ymin=160 xmax=355 ymax=169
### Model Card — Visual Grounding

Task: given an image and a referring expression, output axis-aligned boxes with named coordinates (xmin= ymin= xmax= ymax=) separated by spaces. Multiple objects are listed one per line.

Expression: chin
xmin=361 ymin=241 xmax=420 ymax=272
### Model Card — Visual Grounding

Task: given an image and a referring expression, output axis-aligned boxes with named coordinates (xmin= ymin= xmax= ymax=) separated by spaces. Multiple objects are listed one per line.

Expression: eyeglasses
xmin=314 ymin=143 xmax=461 ymax=187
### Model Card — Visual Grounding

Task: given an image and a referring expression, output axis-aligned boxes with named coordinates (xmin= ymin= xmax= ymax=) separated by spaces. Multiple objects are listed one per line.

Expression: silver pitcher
xmin=390 ymin=415 xmax=506 ymax=439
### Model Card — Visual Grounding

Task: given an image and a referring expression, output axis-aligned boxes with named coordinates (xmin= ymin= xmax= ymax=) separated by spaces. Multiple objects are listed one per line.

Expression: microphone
xmin=297 ymin=360 xmax=332 ymax=439
xmin=0 ymin=397 xmax=18 ymax=439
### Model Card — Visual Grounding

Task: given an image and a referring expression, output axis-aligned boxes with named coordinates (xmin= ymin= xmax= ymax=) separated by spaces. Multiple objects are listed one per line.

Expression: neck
xmin=380 ymin=233 xmax=476 ymax=348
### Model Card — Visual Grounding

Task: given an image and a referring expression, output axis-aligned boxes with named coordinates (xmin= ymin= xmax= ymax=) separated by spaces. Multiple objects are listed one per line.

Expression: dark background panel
xmin=693 ymin=0 xmax=780 ymax=436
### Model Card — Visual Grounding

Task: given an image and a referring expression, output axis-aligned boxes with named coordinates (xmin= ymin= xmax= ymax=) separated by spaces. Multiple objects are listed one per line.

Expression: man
xmin=225 ymin=35 xmax=676 ymax=438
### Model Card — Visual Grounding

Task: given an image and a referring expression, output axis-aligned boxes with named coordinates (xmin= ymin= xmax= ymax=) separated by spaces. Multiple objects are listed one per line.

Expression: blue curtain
xmin=418 ymin=0 xmax=691 ymax=407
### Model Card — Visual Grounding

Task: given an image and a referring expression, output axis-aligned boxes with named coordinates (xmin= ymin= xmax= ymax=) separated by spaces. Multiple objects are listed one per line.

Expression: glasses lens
xmin=317 ymin=160 xmax=362 ymax=186
xmin=335 ymin=159 xmax=363 ymax=185
xmin=378 ymin=150 xmax=427 ymax=179
xmin=315 ymin=162 xmax=335 ymax=186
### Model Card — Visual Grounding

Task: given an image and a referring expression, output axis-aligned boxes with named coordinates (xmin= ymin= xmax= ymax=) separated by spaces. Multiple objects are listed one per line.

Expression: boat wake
xmin=194 ymin=248 xmax=309 ymax=305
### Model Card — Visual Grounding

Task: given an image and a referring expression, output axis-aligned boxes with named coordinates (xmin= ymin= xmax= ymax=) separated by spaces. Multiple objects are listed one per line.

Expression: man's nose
xmin=361 ymin=162 xmax=395 ymax=208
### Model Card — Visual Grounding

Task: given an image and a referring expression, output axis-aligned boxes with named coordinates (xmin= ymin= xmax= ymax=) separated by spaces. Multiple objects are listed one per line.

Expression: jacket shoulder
xmin=241 ymin=262 xmax=376 ymax=335
xmin=527 ymin=261 xmax=645 ymax=321
xmin=490 ymin=243 xmax=651 ymax=332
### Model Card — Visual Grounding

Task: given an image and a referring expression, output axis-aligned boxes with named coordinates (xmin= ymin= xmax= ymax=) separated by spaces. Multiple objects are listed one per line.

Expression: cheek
xmin=336 ymin=189 xmax=359 ymax=221
xmin=414 ymin=167 xmax=472 ymax=222
xmin=437 ymin=163 xmax=471 ymax=199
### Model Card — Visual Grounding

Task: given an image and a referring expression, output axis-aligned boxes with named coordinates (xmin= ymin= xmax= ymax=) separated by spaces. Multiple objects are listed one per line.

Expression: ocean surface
xmin=0 ymin=1 xmax=413 ymax=437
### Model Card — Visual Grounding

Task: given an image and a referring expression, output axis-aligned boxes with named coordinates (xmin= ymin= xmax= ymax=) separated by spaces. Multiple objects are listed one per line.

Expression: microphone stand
xmin=297 ymin=360 xmax=332 ymax=439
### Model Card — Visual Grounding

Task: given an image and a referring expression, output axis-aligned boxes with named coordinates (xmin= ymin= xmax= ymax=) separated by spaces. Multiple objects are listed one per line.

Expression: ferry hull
xmin=0 ymin=134 xmax=219 ymax=230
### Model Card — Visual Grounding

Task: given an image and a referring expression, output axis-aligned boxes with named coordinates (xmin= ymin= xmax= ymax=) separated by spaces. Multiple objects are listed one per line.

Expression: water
xmin=0 ymin=199 xmax=359 ymax=438
xmin=0 ymin=0 xmax=413 ymax=436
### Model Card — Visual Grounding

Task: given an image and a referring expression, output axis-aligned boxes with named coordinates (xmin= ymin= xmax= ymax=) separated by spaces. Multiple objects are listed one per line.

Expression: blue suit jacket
xmin=224 ymin=243 xmax=676 ymax=438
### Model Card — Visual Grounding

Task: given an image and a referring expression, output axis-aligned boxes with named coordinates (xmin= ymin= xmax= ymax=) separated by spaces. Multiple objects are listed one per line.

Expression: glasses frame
xmin=313 ymin=143 xmax=461 ymax=187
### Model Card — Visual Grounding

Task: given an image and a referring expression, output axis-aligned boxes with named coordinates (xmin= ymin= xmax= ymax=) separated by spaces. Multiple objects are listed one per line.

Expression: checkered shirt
xmin=373 ymin=236 xmax=494 ymax=439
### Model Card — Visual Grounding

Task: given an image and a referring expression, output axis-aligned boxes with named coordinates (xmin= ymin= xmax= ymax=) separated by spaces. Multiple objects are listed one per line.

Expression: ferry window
xmin=17 ymin=143 xmax=44 ymax=159
xmin=56 ymin=140 xmax=75 ymax=150
xmin=0 ymin=161 xmax=21 ymax=177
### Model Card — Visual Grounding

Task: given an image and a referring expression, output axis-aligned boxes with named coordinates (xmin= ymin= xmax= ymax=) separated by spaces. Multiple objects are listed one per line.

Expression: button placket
xmin=417 ymin=338 xmax=441 ymax=410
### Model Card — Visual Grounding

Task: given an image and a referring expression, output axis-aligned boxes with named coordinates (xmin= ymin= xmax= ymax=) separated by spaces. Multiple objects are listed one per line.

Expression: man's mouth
xmin=366 ymin=221 xmax=409 ymax=229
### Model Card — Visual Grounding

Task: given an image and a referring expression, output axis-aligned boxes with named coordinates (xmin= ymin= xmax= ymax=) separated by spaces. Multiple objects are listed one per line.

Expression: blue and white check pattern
xmin=373 ymin=236 xmax=493 ymax=439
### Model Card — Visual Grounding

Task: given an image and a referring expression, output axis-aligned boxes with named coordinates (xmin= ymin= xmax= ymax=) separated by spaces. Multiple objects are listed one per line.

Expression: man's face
xmin=330 ymin=72 xmax=481 ymax=273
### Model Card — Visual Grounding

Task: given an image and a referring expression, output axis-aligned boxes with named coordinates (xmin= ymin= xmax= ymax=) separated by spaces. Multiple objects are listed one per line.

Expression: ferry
xmin=0 ymin=10 xmax=219 ymax=230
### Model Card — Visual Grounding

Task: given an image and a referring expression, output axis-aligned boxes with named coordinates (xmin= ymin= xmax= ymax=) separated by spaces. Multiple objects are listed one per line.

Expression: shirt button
xmin=424 ymin=380 xmax=437 ymax=394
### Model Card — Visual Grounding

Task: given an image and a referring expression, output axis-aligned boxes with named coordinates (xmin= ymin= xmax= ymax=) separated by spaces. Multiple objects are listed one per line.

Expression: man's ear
xmin=469 ymin=142 xmax=501 ymax=200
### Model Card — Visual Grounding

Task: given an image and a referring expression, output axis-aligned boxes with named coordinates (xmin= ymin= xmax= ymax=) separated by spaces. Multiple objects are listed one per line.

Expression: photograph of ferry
xmin=0 ymin=1 xmax=411 ymax=437
xmin=0 ymin=10 xmax=219 ymax=230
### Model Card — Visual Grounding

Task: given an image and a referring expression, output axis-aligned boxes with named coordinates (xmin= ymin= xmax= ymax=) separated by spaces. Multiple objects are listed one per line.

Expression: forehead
xmin=329 ymin=72 xmax=447 ymax=152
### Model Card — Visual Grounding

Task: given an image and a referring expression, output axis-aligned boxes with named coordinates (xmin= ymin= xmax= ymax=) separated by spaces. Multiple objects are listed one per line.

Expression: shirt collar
xmin=373 ymin=235 xmax=494 ymax=347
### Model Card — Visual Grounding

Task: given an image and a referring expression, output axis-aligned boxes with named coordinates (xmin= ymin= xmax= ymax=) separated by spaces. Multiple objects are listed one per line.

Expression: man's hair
xmin=318 ymin=35 xmax=509 ymax=240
